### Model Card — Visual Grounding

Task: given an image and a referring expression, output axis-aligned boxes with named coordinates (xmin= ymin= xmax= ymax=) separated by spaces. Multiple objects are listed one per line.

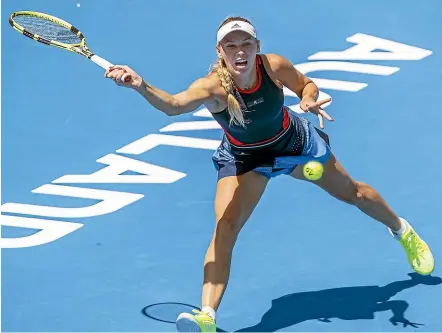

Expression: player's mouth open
xmin=235 ymin=59 xmax=248 ymax=67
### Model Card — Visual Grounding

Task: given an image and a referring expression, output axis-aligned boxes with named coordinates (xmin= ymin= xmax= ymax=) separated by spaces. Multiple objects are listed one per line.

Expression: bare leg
xmin=202 ymin=171 xmax=269 ymax=310
xmin=291 ymin=153 xmax=402 ymax=230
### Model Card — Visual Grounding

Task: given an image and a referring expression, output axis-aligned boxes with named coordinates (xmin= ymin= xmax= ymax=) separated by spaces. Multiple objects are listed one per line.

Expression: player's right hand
xmin=104 ymin=65 xmax=143 ymax=90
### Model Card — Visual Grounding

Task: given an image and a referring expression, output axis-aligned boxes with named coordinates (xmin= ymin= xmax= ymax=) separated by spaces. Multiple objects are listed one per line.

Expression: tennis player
xmin=105 ymin=16 xmax=434 ymax=332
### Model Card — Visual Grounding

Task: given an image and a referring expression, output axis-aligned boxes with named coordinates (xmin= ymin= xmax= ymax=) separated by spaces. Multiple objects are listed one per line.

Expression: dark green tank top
xmin=212 ymin=55 xmax=290 ymax=146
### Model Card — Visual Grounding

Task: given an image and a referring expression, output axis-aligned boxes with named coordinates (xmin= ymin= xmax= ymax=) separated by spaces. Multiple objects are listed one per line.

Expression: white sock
xmin=392 ymin=217 xmax=408 ymax=238
xmin=201 ymin=306 xmax=216 ymax=322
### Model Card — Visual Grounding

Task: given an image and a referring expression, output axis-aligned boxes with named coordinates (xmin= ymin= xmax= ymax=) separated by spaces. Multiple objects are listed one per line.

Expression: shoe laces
xmin=192 ymin=309 xmax=214 ymax=322
xmin=403 ymin=231 xmax=426 ymax=262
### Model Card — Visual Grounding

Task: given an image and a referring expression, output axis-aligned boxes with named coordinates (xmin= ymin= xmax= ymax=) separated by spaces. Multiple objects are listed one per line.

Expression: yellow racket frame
xmin=9 ymin=11 xmax=95 ymax=58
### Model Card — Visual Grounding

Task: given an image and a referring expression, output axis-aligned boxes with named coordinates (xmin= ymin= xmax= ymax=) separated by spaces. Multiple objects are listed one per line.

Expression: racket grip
xmin=91 ymin=55 xmax=132 ymax=82
xmin=90 ymin=54 xmax=113 ymax=69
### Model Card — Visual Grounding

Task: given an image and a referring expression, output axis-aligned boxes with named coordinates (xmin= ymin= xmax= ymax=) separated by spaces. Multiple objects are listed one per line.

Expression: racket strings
xmin=14 ymin=15 xmax=82 ymax=44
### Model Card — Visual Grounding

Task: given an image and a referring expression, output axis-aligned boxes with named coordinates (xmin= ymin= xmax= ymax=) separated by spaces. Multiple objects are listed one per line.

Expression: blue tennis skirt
xmin=212 ymin=111 xmax=332 ymax=180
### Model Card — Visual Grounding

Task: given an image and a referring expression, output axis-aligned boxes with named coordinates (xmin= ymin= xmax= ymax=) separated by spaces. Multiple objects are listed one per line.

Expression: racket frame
xmin=9 ymin=11 xmax=116 ymax=70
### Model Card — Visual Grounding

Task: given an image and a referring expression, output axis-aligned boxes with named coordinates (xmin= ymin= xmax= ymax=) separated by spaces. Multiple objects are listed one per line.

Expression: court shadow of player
xmin=236 ymin=273 xmax=441 ymax=332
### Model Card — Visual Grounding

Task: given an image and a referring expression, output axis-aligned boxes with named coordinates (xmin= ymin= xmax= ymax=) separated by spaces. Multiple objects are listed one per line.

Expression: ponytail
xmin=210 ymin=58 xmax=246 ymax=128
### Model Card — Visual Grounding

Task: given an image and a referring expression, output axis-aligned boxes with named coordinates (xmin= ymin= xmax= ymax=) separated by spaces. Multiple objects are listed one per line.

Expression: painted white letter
xmin=193 ymin=108 xmax=213 ymax=118
xmin=0 ymin=215 xmax=83 ymax=248
xmin=160 ymin=121 xmax=221 ymax=132
xmin=308 ymin=33 xmax=432 ymax=61
xmin=295 ymin=61 xmax=399 ymax=92
xmin=117 ymin=134 xmax=220 ymax=155
xmin=1 ymin=184 xmax=143 ymax=218
xmin=52 ymin=154 xmax=186 ymax=184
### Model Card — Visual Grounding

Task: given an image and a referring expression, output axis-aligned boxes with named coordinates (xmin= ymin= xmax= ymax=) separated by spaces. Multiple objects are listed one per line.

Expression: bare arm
xmin=268 ymin=54 xmax=333 ymax=128
xmin=268 ymin=53 xmax=318 ymax=101
xmin=105 ymin=65 xmax=213 ymax=116
xmin=137 ymin=77 xmax=212 ymax=116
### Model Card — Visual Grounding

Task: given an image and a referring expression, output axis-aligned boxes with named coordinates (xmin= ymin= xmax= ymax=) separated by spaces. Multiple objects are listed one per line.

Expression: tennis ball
xmin=303 ymin=161 xmax=324 ymax=180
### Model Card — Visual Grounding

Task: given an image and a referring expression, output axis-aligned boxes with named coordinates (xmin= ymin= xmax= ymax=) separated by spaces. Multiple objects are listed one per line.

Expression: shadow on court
xmin=141 ymin=273 xmax=441 ymax=332
xmin=236 ymin=273 xmax=441 ymax=332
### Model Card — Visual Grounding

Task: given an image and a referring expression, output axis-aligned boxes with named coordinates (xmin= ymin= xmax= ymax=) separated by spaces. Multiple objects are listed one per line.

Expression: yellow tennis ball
xmin=303 ymin=161 xmax=324 ymax=180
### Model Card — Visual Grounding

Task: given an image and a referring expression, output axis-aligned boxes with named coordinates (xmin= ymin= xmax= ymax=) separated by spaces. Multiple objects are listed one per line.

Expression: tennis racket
xmin=9 ymin=10 xmax=131 ymax=81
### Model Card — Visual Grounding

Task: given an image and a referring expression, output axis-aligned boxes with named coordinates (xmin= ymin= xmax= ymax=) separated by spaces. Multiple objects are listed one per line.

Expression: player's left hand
xmin=300 ymin=97 xmax=334 ymax=129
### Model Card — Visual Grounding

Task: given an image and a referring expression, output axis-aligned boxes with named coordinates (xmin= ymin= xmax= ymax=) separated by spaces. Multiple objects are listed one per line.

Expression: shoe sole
xmin=176 ymin=313 xmax=202 ymax=332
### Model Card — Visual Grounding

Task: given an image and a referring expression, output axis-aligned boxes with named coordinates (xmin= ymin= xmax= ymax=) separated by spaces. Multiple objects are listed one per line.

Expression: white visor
xmin=216 ymin=20 xmax=257 ymax=43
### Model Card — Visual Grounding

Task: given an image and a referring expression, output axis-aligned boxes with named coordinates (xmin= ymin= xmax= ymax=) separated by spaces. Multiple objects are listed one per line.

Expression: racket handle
xmin=90 ymin=54 xmax=113 ymax=69
xmin=90 ymin=54 xmax=132 ymax=82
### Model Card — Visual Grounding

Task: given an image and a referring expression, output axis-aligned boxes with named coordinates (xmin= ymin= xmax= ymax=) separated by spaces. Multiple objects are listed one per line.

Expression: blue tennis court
xmin=2 ymin=0 xmax=442 ymax=331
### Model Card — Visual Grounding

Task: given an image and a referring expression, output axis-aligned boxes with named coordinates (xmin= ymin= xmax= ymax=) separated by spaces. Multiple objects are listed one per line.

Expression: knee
xmin=345 ymin=181 xmax=371 ymax=206
xmin=213 ymin=215 xmax=243 ymax=246
xmin=332 ymin=181 xmax=371 ymax=206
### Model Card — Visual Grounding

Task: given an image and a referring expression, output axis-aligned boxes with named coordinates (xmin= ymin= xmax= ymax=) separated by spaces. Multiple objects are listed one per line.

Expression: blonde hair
xmin=210 ymin=16 xmax=256 ymax=128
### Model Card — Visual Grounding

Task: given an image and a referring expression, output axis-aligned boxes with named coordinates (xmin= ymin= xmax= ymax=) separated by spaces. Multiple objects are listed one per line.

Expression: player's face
xmin=217 ymin=30 xmax=259 ymax=76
